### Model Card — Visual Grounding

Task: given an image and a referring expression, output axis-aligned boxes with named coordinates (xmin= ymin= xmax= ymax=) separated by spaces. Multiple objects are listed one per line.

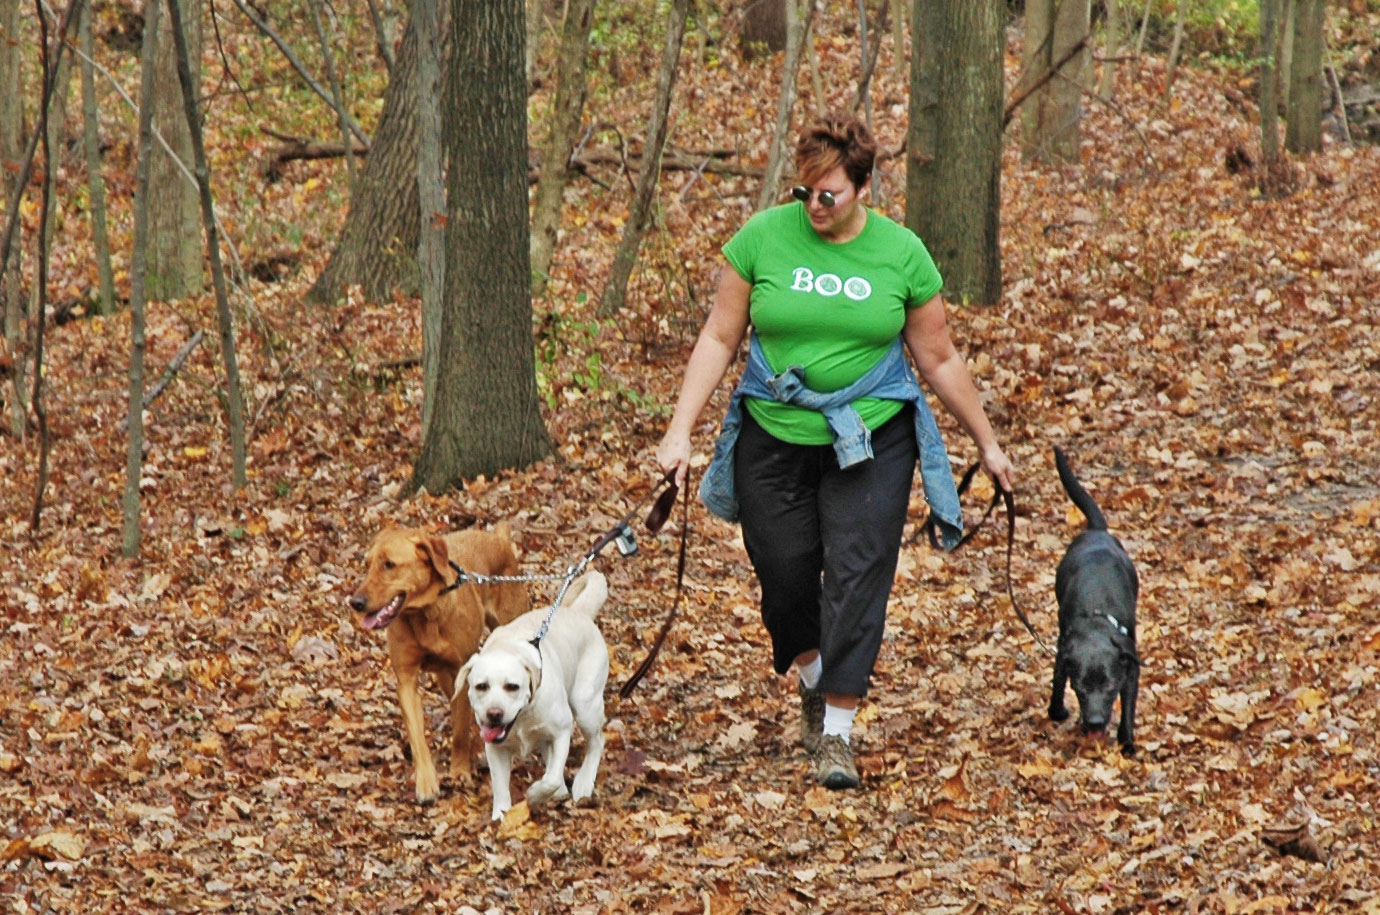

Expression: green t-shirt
xmin=722 ymin=201 xmax=944 ymax=444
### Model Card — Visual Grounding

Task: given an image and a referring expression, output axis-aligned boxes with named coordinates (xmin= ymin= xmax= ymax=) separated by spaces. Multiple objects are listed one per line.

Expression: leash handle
xmin=534 ymin=471 xmax=680 ymax=648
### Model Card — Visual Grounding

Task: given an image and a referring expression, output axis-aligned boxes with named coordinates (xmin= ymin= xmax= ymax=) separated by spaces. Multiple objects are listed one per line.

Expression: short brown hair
xmin=795 ymin=117 xmax=876 ymax=189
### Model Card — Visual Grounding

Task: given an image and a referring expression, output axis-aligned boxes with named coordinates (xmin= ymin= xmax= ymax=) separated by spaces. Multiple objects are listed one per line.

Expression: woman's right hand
xmin=657 ymin=431 xmax=692 ymax=489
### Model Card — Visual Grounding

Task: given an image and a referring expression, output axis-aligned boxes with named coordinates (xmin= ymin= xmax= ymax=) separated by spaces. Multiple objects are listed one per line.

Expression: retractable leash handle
xmin=531 ymin=471 xmax=682 ymax=651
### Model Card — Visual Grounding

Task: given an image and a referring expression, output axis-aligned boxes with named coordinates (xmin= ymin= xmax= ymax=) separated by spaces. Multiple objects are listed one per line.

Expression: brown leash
xmin=921 ymin=464 xmax=1052 ymax=654
xmin=619 ymin=469 xmax=690 ymax=698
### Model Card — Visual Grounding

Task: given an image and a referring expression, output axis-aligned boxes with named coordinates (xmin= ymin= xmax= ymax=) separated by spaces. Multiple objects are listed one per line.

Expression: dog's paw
xmin=526 ymin=780 xmax=570 ymax=808
xmin=414 ymin=771 xmax=440 ymax=806
xmin=571 ymin=777 xmax=597 ymax=804
xmin=1049 ymin=704 xmax=1070 ymax=723
xmin=1119 ymin=741 xmax=1137 ymax=758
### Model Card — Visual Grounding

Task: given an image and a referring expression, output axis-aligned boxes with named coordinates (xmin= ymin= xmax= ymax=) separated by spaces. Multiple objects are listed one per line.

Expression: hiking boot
xmin=798 ymin=681 xmax=825 ymax=754
xmin=815 ymin=735 xmax=860 ymax=790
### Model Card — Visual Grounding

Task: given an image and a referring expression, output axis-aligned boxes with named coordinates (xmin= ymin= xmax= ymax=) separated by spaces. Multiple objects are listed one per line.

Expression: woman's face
xmin=796 ymin=165 xmax=868 ymax=242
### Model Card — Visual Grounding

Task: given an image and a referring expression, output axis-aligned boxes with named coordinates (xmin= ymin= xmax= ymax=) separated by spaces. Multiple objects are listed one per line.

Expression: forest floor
xmin=2 ymin=8 xmax=1380 ymax=914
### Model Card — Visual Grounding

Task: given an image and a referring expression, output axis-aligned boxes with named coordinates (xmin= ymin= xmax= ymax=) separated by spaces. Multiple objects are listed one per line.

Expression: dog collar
xmin=1104 ymin=614 xmax=1130 ymax=638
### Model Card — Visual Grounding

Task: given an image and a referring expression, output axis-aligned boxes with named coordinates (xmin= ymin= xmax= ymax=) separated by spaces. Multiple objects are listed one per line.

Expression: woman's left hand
xmin=981 ymin=444 xmax=1015 ymax=495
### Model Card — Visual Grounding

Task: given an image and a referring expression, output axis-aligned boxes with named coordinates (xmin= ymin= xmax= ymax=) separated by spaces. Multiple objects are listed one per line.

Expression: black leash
xmin=619 ymin=469 xmax=689 ymax=698
xmin=921 ymin=464 xmax=1052 ymax=654
xmin=438 ymin=471 xmax=687 ymax=673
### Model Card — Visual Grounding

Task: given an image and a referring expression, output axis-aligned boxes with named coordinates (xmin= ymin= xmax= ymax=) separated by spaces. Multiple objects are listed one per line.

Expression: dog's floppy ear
xmin=418 ymin=536 xmax=454 ymax=585
xmin=522 ymin=643 xmax=542 ymax=695
xmin=455 ymin=656 xmax=476 ymax=700
xmin=1114 ymin=631 xmax=1141 ymax=668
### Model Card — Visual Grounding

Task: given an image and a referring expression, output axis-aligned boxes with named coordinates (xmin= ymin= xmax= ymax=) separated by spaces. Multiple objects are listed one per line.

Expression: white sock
xmin=822 ymin=703 xmax=856 ymax=742
xmin=795 ymin=656 xmax=822 ymax=690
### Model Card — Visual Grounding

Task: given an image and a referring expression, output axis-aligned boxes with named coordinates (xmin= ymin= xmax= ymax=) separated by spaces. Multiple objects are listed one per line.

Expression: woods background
xmin=2 ymin=0 xmax=1379 ymax=911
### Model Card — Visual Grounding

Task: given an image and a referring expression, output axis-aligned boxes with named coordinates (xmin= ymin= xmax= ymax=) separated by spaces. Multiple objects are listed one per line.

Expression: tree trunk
xmin=1 ymin=0 xmax=24 ymax=436
xmin=598 ymin=0 xmax=689 ymax=319
xmin=167 ymin=0 xmax=247 ymax=488
xmin=30 ymin=0 xmax=72 ymax=531
xmin=38 ymin=6 xmax=74 ymax=282
xmin=756 ymin=0 xmax=807 ymax=212
xmin=891 ymin=0 xmax=906 ymax=82
xmin=741 ymin=0 xmax=786 ymax=58
xmin=409 ymin=0 xmax=551 ymax=492
xmin=80 ymin=1 xmax=116 ymax=316
xmin=1098 ymin=0 xmax=1119 ymax=99
xmin=125 ymin=0 xmax=161 ymax=557
xmin=1020 ymin=0 xmax=1088 ymax=163
xmin=907 ymin=0 xmax=1002 ymax=305
xmin=1164 ymin=0 xmax=1188 ymax=97
xmin=1285 ymin=0 xmax=1324 ymax=153
xmin=306 ymin=18 xmax=422 ymax=304
xmin=148 ymin=0 xmax=202 ymax=300
xmin=1259 ymin=0 xmax=1283 ymax=181
xmin=525 ymin=0 xmax=551 ymax=87
xmin=530 ymin=0 xmax=594 ymax=296
xmin=415 ymin=0 xmax=443 ymax=442
xmin=308 ymin=0 xmax=356 ymax=191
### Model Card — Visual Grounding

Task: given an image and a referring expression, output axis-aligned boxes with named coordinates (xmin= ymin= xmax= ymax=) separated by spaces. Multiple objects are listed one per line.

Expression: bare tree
xmin=30 ymin=0 xmax=79 ymax=531
xmin=1020 ymin=0 xmax=1089 ymax=163
xmin=1 ymin=0 xmax=24 ymax=436
xmin=598 ymin=0 xmax=690 ymax=319
xmin=124 ymin=0 xmax=161 ymax=557
xmin=148 ymin=0 xmax=202 ymax=300
xmin=1259 ymin=0 xmax=1284 ymax=188
xmin=1164 ymin=0 xmax=1188 ymax=97
xmin=308 ymin=0 xmax=356 ymax=190
xmin=408 ymin=0 xmax=551 ymax=491
xmin=228 ymin=0 xmax=369 ymax=145
xmin=80 ymin=1 xmax=115 ymax=316
xmin=2 ymin=0 xmax=80 ymax=443
xmin=306 ymin=17 xmax=425 ymax=304
xmin=415 ymin=0 xmax=443 ymax=442
xmin=1098 ymin=0 xmax=1120 ymax=99
xmin=757 ymin=0 xmax=809 ymax=212
xmin=168 ymin=0 xmax=247 ymax=488
xmin=1285 ymin=0 xmax=1324 ymax=153
xmin=530 ymin=0 xmax=595 ymax=296
xmin=907 ymin=0 xmax=1003 ymax=305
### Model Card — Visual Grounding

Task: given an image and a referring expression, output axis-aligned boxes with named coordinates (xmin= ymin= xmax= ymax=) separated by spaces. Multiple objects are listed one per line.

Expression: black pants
xmin=734 ymin=405 xmax=917 ymax=697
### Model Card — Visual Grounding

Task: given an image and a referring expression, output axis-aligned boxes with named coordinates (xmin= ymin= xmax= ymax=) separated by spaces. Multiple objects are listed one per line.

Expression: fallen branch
xmin=119 ymin=330 xmax=205 ymax=432
xmin=261 ymin=135 xmax=764 ymax=183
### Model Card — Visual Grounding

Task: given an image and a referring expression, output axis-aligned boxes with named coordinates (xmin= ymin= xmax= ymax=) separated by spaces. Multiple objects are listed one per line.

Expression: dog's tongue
xmin=480 ymin=724 xmax=506 ymax=744
xmin=362 ymin=594 xmax=403 ymax=630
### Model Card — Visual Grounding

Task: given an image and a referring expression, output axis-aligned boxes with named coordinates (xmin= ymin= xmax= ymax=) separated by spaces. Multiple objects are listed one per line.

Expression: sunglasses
xmin=791 ymin=185 xmax=840 ymax=208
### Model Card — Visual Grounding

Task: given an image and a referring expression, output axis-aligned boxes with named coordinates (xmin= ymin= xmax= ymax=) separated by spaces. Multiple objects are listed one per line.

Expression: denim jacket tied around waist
xmin=699 ymin=332 xmax=964 ymax=550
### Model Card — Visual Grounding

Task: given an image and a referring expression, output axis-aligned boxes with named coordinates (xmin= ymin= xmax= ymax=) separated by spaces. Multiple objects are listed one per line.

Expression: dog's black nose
xmin=485 ymin=709 xmax=504 ymax=725
xmin=347 ymin=595 xmax=366 ymax=613
xmin=1082 ymin=716 xmax=1107 ymax=733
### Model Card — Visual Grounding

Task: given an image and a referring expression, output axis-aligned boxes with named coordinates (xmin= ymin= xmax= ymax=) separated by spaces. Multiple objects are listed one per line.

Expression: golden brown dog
xmin=348 ymin=522 xmax=530 ymax=804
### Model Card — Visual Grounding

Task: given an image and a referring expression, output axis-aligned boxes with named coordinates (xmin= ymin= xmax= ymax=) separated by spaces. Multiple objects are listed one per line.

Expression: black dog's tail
xmin=1054 ymin=446 xmax=1108 ymax=532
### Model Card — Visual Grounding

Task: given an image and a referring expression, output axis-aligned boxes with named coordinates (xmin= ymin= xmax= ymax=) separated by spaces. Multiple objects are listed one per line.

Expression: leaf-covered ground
xmin=3 ymin=7 xmax=1379 ymax=913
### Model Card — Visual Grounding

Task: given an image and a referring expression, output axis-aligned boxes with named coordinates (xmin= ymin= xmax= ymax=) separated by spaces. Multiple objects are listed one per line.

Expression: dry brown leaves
xmin=2 ymin=5 xmax=1379 ymax=913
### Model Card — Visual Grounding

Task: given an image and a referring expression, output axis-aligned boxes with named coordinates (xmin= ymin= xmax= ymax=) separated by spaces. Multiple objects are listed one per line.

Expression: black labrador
xmin=1049 ymin=446 xmax=1140 ymax=755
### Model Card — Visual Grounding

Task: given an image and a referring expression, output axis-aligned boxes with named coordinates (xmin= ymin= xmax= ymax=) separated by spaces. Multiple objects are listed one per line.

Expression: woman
xmin=657 ymin=117 xmax=1014 ymax=790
